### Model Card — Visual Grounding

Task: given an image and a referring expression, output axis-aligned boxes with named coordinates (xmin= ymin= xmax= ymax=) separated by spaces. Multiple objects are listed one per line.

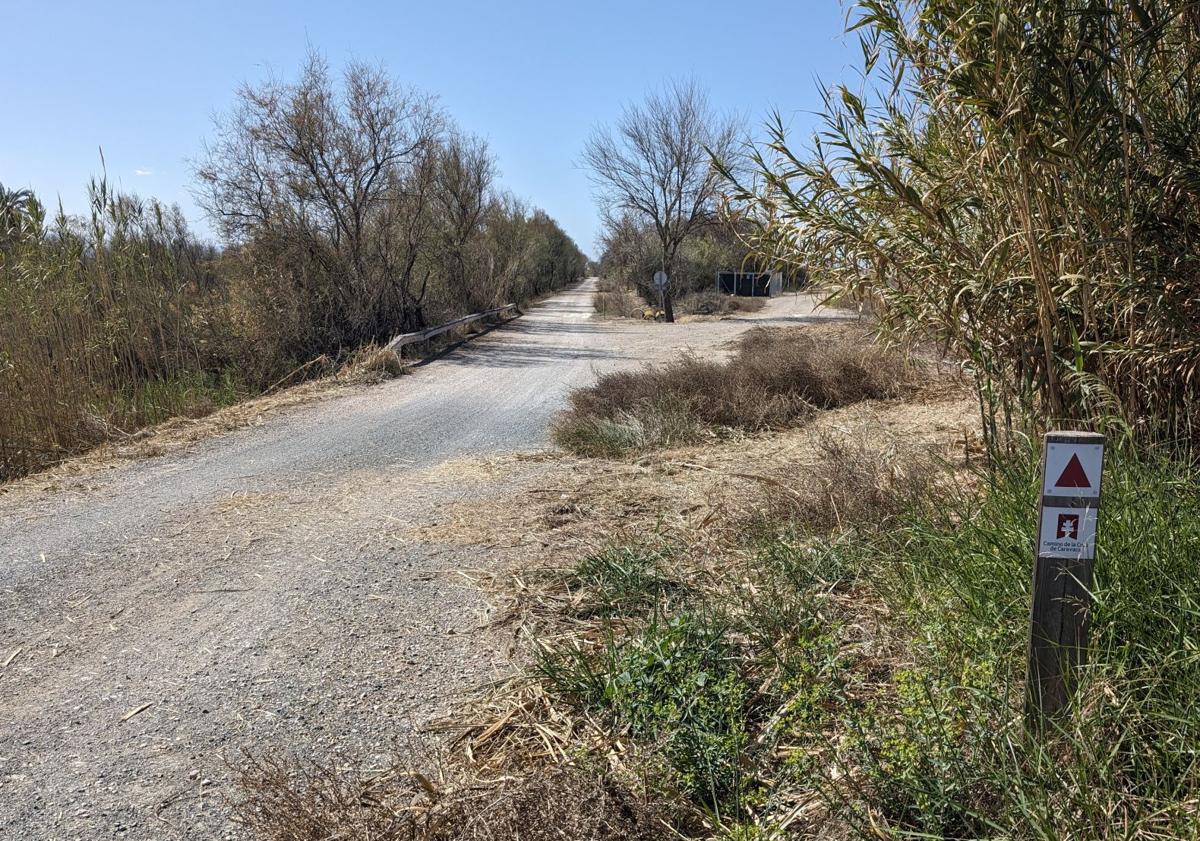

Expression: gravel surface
xmin=0 ymin=279 xmax=832 ymax=839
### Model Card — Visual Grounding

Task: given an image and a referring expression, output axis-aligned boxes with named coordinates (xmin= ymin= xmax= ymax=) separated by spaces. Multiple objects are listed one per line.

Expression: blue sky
xmin=2 ymin=1 xmax=857 ymax=256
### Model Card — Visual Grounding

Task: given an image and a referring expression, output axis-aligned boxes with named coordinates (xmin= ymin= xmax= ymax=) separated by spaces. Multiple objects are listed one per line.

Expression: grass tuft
xmin=570 ymin=539 xmax=681 ymax=618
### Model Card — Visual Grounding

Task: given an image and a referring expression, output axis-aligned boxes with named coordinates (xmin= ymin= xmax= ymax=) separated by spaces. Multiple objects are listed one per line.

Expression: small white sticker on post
xmin=1042 ymin=442 xmax=1104 ymax=498
xmin=1038 ymin=505 xmax=1099 ymax=559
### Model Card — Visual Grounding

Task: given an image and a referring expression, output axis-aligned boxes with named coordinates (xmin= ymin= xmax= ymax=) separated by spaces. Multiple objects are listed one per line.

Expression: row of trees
xmin=0 ymin=56 xmax=586 ymax=480
xmin=199 ymin=54 xmax=586 ymax=359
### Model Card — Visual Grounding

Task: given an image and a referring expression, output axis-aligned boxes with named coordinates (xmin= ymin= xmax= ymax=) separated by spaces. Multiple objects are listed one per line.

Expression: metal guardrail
xmin=384 ymin=304 xmax=519 ymax=353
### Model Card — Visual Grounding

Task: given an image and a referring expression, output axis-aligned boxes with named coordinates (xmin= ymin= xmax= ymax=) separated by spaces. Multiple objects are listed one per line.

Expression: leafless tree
xmin=582 ymin=79 xmax=738 ymax=321
xmin=432 ymin=132 xmax=495 ymax=309
xmin=195 ymin=52 xmax=445 ymax=342
xmin=194 ymin=53 xmax=586 ymax=354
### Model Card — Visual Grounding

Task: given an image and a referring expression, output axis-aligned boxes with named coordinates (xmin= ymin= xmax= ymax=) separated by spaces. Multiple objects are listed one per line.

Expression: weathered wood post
xmin=1026 ymin=431 xmax=1105 ymax=725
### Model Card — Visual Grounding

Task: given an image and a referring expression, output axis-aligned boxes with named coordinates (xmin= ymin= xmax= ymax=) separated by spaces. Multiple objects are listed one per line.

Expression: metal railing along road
xmin=384 ymin=304 xmax=519 ymax=353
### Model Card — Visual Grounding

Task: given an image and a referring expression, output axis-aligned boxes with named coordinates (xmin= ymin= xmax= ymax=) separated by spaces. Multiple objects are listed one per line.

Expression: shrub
xmin=551 ymin=396 xmax=705 ymax=457
xmin=552 ymin=325 xmax=915 ymax=455
xmin=593 ymin=288 xmax=647 ymax=320
xmin=676 ymin=291 xmax=766 ymax=317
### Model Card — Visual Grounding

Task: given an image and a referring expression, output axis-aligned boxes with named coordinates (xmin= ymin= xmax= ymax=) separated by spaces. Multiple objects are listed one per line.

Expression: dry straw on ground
xmin=234 ymin=748 xmax=673 ymax=841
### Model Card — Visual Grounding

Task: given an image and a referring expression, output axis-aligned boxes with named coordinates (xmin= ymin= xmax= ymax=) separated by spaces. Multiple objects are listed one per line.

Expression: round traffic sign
xmin=652 ymin=270 xmax=668 ymax=290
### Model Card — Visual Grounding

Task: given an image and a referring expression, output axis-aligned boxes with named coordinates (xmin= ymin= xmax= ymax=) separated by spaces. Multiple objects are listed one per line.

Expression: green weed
xmin=821 ymin=445 xmax=1200 ymax=839
xmin=538 ymin=611 xmax=754 ymax=816
xmin=571 ymin=540 xmax=681 ymax=618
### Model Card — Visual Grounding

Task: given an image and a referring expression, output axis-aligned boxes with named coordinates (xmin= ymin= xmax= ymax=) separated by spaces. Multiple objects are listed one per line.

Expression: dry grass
xmin=676 ymin=291 xmax=766 ymax=317
xmin=234 ymin=750 xmax=673 ymax=841
xmin=593 ymin=289 xmax=647 ymax=320
xmin=0 ymin=353 xmax=408 ymax=496
xmin=552 ymin=324 xmax=920 ymax=456
xmin=734 ymin=429 xmax=944 ymax=534
xmin=408 ymin=393 xmax=977 ymax=557
xmin=337 ymin=344 xmax=409 ymax=383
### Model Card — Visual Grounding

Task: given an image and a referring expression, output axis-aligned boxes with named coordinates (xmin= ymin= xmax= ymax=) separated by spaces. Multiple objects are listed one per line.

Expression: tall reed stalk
xmin=723 ymin=0 xmax=1200 ymax=452
xmin=0 ymin=171 xmax=586 ymax=482
xmin=0 ymin=177 xmax=234 ymax=479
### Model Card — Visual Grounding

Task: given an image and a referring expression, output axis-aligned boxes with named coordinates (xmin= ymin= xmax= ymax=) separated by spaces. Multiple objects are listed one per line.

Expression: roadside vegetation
xmin=513 ymin=0 xmax=1200 ymax=836
xmin=723 ymin=0 xmax=1200 ymax=452
xmin=551 ymin=324 xmax=915 ymax=456
xmin=592 ymin=276 xmax=647 ymax=319
xmin=179 ymin=2 xmax=1200 ymax=838
xmin=675 ymin=290 xmax=765 ymax=318
xmin=595 ymin=216 xmax=765 ymax=317
xmin=592 ymin=276 xmax=767 ymax=321
xmin=583 ymin=81 xmax=800 ymax=322
xmin=0 ymin=56 xmax=585 ymax=482
xmin=508 ymin=440 xmax=1200 ymax=839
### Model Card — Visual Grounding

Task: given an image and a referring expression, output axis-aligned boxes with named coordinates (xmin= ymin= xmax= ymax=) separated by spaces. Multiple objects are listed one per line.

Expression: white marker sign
xmin=1028 ymin=431 xmax=1106 ymax=721
xmin=1038 ymin=505 xmax=1099 ymax=559
xmin=1036 ymin=431 xmax=1105 ymax=562
xmin=1041 ymin=440 xmax=1104 ymax=498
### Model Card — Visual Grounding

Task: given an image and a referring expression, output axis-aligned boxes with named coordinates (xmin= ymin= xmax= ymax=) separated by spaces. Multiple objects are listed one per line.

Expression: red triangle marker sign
xmin=1055 ymin=453 xmax=1091 ymax=489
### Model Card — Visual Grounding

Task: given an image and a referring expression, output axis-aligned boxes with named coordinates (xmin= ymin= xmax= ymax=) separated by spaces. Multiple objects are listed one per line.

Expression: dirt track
xmin=0 ymin=280 xmax=836 ymax=839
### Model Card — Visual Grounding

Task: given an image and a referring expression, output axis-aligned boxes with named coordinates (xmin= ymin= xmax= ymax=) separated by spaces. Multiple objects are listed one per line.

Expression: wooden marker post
xmin=1026 ymin=431 xmax=1105 ymax=725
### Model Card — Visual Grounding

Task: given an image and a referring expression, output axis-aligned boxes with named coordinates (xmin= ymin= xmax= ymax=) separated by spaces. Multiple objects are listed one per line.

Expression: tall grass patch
xmin=811 ymin=446 xmax=1200 ymax=839
xmin=0 ymin=179 xmax=241 ymax=479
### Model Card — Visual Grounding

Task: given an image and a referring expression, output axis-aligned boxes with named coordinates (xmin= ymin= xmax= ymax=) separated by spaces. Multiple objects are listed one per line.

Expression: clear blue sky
xmin=2 ymin=0 xmax=857 ymax=257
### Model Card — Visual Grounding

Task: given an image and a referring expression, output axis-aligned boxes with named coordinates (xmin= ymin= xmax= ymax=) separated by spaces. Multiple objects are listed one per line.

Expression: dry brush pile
xmin=551 ymin=324 xmax=920 ymax=456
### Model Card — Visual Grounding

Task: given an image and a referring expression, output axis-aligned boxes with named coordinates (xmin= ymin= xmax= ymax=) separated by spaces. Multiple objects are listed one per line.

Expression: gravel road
xmin=0 ymin=279 xmax=829 ymax=839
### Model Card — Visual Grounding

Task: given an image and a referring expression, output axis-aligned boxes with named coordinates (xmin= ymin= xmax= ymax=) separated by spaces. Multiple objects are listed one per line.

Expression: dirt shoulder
xmin=409 ymin=385 xmax=978 ymax=576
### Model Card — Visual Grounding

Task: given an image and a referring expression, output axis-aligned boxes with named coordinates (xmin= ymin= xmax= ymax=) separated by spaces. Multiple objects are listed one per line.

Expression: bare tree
xmin=195 ymin=52 xmax=444 ymax=343
xmin=431 ymin=132 xmax=495 ymax=309
xmin=582 ymin=80 xmax=738 ymax=322
xmin=194 ymin=53 xmax=586 ymax=355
